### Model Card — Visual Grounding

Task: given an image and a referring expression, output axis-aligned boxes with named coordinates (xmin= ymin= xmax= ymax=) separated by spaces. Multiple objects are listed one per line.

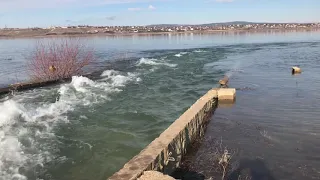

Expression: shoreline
xmin=0 ymin=28 xmax=319 ymax=39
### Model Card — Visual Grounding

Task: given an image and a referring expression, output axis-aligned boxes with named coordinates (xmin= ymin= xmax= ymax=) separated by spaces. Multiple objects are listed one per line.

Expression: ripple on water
xmin=179 ymin=41 xmax=320 ymax=180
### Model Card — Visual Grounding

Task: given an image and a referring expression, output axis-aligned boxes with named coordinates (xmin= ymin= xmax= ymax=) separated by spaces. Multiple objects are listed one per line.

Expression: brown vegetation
xmin=178 ymin=136 xmax=241 ymax=180
xmin=28 ymin=38 xmax=94 ymax=81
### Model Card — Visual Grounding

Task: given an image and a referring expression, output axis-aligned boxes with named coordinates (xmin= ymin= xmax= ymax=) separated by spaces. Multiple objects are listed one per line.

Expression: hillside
xmin=147 ymin=21 xmax=307 ymax=27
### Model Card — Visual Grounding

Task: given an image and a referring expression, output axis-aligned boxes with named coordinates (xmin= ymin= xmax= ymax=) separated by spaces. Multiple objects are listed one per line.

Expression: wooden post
xmin=292 ymin=67 xmax=301 ymax=74
xmin=219 ymin=76 xmax=229 ymax=88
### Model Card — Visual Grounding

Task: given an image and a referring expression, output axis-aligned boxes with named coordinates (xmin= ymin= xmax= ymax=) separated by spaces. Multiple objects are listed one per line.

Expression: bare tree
xmin=28 ymin=38 xmax=94 ymax=81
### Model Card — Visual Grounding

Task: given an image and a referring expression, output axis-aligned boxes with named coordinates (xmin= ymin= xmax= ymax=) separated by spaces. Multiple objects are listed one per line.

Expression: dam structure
xmin=109 ymin=88 xmax=236 ymax=180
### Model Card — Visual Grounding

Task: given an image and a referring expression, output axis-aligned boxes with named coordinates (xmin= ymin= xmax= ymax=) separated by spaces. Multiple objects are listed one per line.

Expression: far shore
xmin=0 ymin=28 xmax=319 ymax=39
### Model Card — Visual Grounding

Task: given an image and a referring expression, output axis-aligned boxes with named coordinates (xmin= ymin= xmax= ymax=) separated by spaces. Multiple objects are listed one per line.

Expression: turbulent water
xmin=0 ymin=30 xmax=320 ymax=180
xmin=0 ymin=71 xmax=140 ymax=180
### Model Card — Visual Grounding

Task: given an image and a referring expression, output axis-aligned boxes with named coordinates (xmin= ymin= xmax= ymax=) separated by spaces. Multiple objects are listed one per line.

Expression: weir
xmin=0 ymin=73 xmax=236 ymax=180
xmin=0 ymin=71 xmax=102 ymax=96
xmin=109 ymin=88 xmax=236 ymax=180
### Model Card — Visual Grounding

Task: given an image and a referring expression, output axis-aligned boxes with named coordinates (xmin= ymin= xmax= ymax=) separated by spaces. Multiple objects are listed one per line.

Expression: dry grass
xmin=213 ymin=137 xmax=236 ymax=180
xmin=180 ymin=136 xmax=239 ymax=180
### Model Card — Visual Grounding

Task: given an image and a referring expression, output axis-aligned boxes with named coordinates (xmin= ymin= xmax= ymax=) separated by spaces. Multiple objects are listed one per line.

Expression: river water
xmin=0 ymin=30 xmax=320 ymax=180
xmin=177 ymin=38 xmax=320 ymax=180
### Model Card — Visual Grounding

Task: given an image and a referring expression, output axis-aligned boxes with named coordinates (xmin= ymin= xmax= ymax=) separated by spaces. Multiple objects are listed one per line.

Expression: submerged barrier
xmin=0 ymin=72 xmax=101 ymax=97
xmin=0 ymin=79 xmax=65 ymax=96
xmin=109 ymin=88 xmax=236 ymax=180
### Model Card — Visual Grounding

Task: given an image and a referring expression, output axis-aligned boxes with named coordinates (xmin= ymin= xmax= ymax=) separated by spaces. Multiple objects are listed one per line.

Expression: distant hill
xmin=146 ymin=24 xmax=187 ymax=27
xmin=147 ymin=21 xmax=306 ymax=27
xmin=146 ymin=21 xmax=260 ymax=27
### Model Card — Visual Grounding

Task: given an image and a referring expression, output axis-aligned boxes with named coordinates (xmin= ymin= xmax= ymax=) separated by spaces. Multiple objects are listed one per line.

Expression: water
xmin=0 ymin=30 xmax=320 ymax=180
xmin=1 ymin=29 xmax=319 ymax=86
xmin=178 ymin=40 xmax=320 ymax=179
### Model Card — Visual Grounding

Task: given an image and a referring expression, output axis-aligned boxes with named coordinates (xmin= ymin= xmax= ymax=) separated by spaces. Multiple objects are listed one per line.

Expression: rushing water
xmin=0 ymin=30 xmax=320 ymax=180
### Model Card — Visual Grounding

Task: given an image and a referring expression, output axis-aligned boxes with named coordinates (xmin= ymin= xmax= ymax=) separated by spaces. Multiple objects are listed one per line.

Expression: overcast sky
xmin=0 ymin=0 xmax=319 ymax=28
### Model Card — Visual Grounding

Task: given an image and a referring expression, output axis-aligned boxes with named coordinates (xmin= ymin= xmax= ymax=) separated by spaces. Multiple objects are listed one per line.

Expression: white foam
xmin=137 ymin=58 xmax=160 ymax=66
xmin=0 ymin=70 xmax=140 ymax=179
xmin=137 ymin=58 xmax=177 ymax=68
xmin=100 ymin=69 xmax=118 ymax=77
xmin=175 ymin=52 xmax=188 ymax=57
xmin=136 ymin=77 xmax=142 ymax=82
xmin=80 ymin=115 xmax=88 ymax=119
xmin=193 ymin=50 xmax=207 ymax=53
xmin=101 ymin=70 xmax=138 ymax=87
xmin=0 ymin=100 xmax=29 ymax=180
xmin=70 ymin=76 xmax=95 ymax=93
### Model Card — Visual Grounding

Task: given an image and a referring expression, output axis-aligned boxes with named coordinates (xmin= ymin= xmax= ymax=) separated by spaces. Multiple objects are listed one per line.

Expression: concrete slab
xmin=137 ymin=171 xmax=175 ymax=180
xmin=218 ymin=99 xmax=236 ymax=108
xmin=217 ymin=88 xmax=236 ymax=100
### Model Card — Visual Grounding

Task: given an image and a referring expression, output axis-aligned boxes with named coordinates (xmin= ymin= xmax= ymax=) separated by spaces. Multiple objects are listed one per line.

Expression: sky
xmin=0 ymin=0 xmax=319 ymax=28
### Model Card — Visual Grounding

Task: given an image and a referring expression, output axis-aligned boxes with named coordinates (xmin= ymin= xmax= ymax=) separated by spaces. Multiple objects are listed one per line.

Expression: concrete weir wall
xmin=0 ymin=79 xmax=70 ymax=96
xmin=108 ymin=89 xmax=220 ymax=180
xmin=0 ymin=72 xmax=98 ymax=96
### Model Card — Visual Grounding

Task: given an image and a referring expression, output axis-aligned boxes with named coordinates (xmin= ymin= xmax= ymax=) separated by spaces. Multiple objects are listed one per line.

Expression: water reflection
xmin=0 ymin=30 xmax=320 ymax=85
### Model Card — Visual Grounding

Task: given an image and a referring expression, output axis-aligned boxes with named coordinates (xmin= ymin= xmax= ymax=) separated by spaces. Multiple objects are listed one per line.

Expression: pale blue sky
xmin=0 ymin=0 xmax=319 ymax=28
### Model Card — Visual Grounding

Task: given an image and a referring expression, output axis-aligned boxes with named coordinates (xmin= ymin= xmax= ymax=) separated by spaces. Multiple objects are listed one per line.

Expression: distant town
xmin=0 ymin=22 xmax=319 ymax=37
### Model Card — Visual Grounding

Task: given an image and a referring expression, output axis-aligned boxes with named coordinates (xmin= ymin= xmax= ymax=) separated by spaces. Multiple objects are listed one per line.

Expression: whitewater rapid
xmin=0 ymin=55 xmax=179 ymax=179
xmin=0 ymin=70 xmax=139 ymax=180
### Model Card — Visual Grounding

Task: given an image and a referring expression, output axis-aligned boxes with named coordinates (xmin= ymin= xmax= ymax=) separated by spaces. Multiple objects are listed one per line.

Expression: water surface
xmin=0 ymin=30 xmax=320 ymax=180
xmin=179 ymin=39 xmax=320 ymax=180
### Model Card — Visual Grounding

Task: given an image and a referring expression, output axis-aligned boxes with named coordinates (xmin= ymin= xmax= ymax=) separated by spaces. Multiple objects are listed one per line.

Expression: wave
xmin=137 ymin=58 xmax=177 ymax=68
xmin=101 ymin=70 xmax=140 ymax=87
xmin=174 ymin=52 xmax=188 ymax=57
xmin=193 ymin=49 xmax=207 ymax=53
xmin=0 ymin=70 xmax=139 ymax=179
